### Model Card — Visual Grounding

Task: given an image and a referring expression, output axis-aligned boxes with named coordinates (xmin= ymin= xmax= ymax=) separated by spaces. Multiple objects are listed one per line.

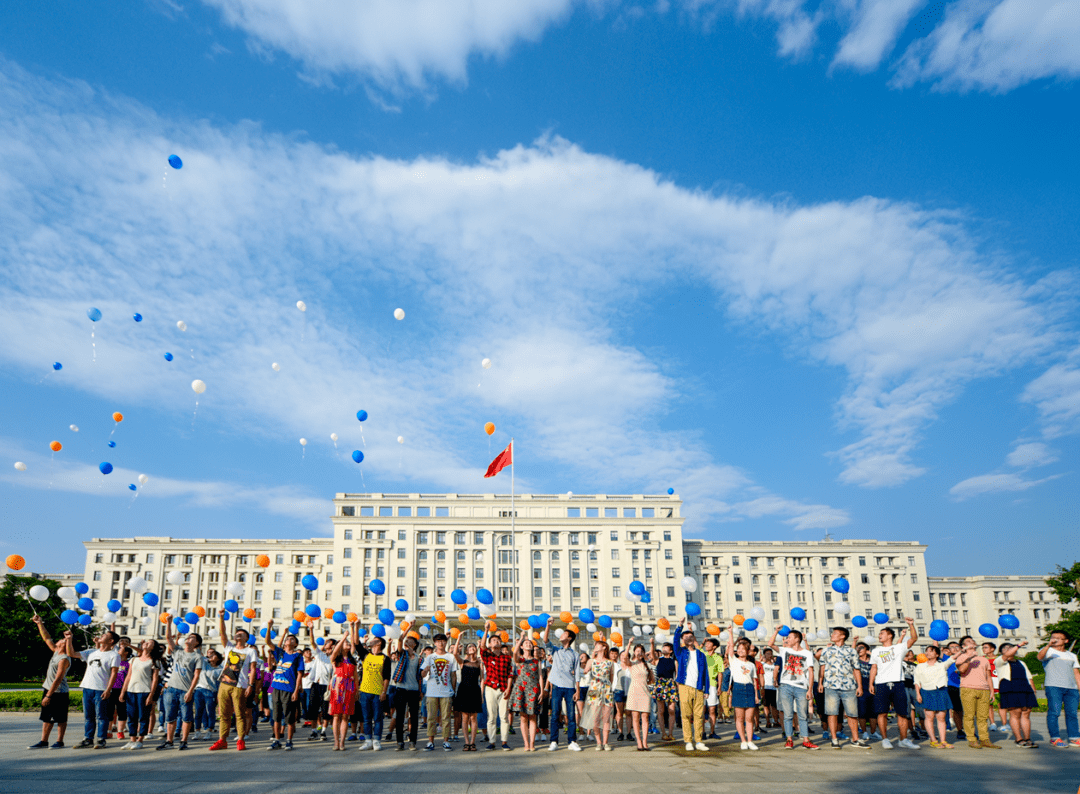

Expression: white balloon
xmin=272 ymin=362 xmax=280 ymax=371
xmin=719 ymin=631 xmax=730 ymax=641
xmin=191 ymin=379 xmax=206 ymax=394
xmin=817 ymin=629 xmax=830 ymax=640
xmin=567 ymin=491 xmax=573 ymax=496
xmin=554 ymin=629 xmax=564 ymax=640
xmin=103 ymin=611 xmax=119 ymax=622
xmin=176 ymin=320 xmax=187 ymax=331
xmin=13 ymin=461 xmax=26 ymax=471
xmin=835 ymin=601 xmax=851 ymax=615
xmin=166 ymin=570 xmax=185 ymax=585
xmin=330 ymin=433 xmax=338 ymax=441
xmin=129 ymin=577 xmax=148 ymax=593
xmin=57 ymin=587 xmax=75 ymax=601
xmin=69 ymin=424 xmax=79 ymax=432
xmin=137 ymin=473 xmax=149 ymax=485
xmin=226 ymin=582 xmax=244 ymax=596
xmin=478 ymin=604 xmax=495 ymax=617
xmin=29 ymin=585 xmax=50 ymax=601
xmin=418 ymin=624 xmax=430 ymax=636
xmin=386 ymin=624 xmax=402 ymax=640
xmin=632 ymin=626 xmax=642 ymax=636
xmin=299 ymin=438 xmax=307 ymax=446
xmin=641 ymin=625 xmax=653 ymax=635
xmin=750 ymin=607 xmax=766 ymax=621
xmin=680 ymin=576 xmax=698 ymax=593
xmin=296 ymin=300 xmax=307 ymax=312
xmin=404 ymin=613 xmax=417 ymax=624
xmin=393 ymin=308 xmax=405 ymax=320
xmin=207 ymin=627 xmax=217 ymax=637
xmin=685 ymin=620 xmax=695 ymax=631
xmin=481 ymin=358 xmax=491 ymax=369
xmin=397 ymin=436 xmax=404 ymax=444
xmin=756 ymin=627 xmax=768 ymax=639
xmin=586 ymin=622 xmax=597 ymax=633
xmin=579 ymin=642 xmax=589 ymax=652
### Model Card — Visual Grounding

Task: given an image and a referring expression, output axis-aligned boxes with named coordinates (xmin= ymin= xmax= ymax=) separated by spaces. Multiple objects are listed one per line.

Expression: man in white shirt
xmin=869 ymin=616 xmax=919 ymax=749
xmin=305 ymin=626 xmax=336 ymax=741
xmin=68 ymin=629 xmax=121 ymax=749
xmin=210 ymin=608 xmax=258 ymax=751
xmin=421 ymin=634 xmax=459 ymax=751
xmin=768 ymin=627 xmax=818 ymax=750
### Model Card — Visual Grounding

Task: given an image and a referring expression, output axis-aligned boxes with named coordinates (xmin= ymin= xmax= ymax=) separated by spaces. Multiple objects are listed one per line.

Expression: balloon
xmin=224 ymin=599 xmax=239 ymax=613
xmin=164 ymin=352 xmax=173 ymax=361
xmin=57 ymin=586 xmax=75 ymax=601
xmin=191 ymin=379 xmax=206 ymax=394
xmin=377 ymin=608 xmax=395 ymax=626
xmin=167 ymin=571 xmax=185 ymax=585
xmin=176 ymin=320 xmax=187 ymax=331
xmin=112 ymin=412 xmax=124 ymax=423
xmin=667 ymin=487 xmax=674 ymax=495
xmin=641 ymin=625 xmax=653 ymax=635
xmin=108 ymin=441 xmax=116 ymax=448
xmin=70 ymin=424 xmax=79 ymax=432
xmin=831 ymin=578 xmax=850 ymax=594
xmin=296 ymin=300 xmax=307 ymax=312
xmin=778 ymin=625 xmax=791 ymax=637
xmin=78 ymin=597 xmax=94 ymax=611
xmin=397 ymin=436 xmax=404 ymax=444
xmin=356 ymin=410 xmax=368 ymax=422
xmin=49 ymin=441 xmax=62 ymax=452
xmin=306 ymin=604 xmax=322 ymax=619
xmin=256 ymin=555 xmax=270 ymax=568
xmin=78 ymin=614 xmax=93 ymax=627
xmin=368 ymin=579 xmax=386 ymax=596
xmin=680 ymin=577 xmax=698 ymax=593
xmin=29 ymin=585 xmax=50 ymax=601
xmin=732 ymin=614 xmax=745 ymax=626
xmin=129 ymin=484 xmax=137 ymax=491
xmin=143 ymin=592 xmax=159 ymax=607
xmin=299 ymin=438 xmax=307 ymax=446
xmin=851 ymin=615 xmax=868 ymax=628
xmin=269 ymin=363 xmax=281 ymax=373
xmin=481 ymin=358 xmax=492 ymax=370
xmin=129 ymin=577 xmax=148 ymax=593
xmin=330 ymin=611 xmax=346 ymax=624
xmin=6 ymin=554 xmax=26 ymax=570
xmin=388 ymin=598 xmax=407 ymax=613
xmin=656 ymin=617 xmax=670 ymax=631
xmin=484 ymin=422 xmax=495 ymax=436
xmin=873 ymin=613 xmax=889 ymax=625
xmin=371 ymin=623 xmax=386 ymax=638
xmin=978 ymin=623 xmax=999 ymax=639
xmin=184 ymin=612 xmax=199 ymax=625
xmin=451 ymin=589 xmax=467 ymax=604
xmin=559 ymin=611 xmax=573 ymax=624
xmin=433 ymin=611 xmax=446 ymax=623
xmin=916 ymin=653 xmax=927 ymax=663
xmin=835 ymin=601 xmax=851 ymax=615
xmin=585 ymin=622 xmax=597 ymax=633
xmin=467 ymin=607 xmax=481 ymax=621
xmin=87 ymin=307 xmax=102 ymax=322
xmin=578 ymin=609 xmax=595 ymax=624
xmin=352 ymin=450 xmax=364 ymax=463
xmin=750 ymin=607 xmax=766 ymax=621
xmin=14 ymin=461 xmax=26 ymax=471
xmin=393 ymin=308 xmax=405 ymax=320
xmin=999 ymin=614 xmax=1020 ymax=630
xmin=168 ymin=154 xmax=183 ymax=169
xmin=107 ymin=599 xmax=122 ymax=613
xmin=743 ymin=618 xmax=759 ymax=631
xmin=476 ymin=588 xmax=494 ymax=605
xmin=598 ymin=615 xmax=613 ymax=629
xmin=53 ymin=362 xmax=62 ymax=371
xmin=225 ymin=582 xmax=244 ymax=596
xmin=685 ymin=603 xmax=702 ymax=617
xmin=301 ymin=574 xmax=319 ymax=591
xmin=790 ymin=607 xmax=806 ymax=621
xmin=629 ymin=581 xmax=646 ymax=596
xmin=75 ymin=582 xmax=89 ymax=595
xmin=60 ymin=609 xmax=78 ymax=625
xmin=133 ymin=313 xmax=142 ymax=322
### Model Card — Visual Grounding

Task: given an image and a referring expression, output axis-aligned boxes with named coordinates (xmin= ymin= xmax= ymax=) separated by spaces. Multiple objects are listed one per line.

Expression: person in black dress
xmin=452 ymin=636 xmax=483 ymax=750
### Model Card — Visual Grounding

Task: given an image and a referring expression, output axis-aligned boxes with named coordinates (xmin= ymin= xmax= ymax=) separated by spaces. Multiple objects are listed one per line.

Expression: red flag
xmin=484 ymin=441 xmax=513 ymax=478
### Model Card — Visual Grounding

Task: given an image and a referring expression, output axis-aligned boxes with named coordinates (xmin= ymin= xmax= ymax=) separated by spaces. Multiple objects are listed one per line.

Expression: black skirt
xmin=454 ymin=665 xmax=483 ymax=713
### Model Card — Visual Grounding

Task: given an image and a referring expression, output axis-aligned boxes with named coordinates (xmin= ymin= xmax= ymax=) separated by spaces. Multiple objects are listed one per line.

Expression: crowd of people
xmin=26 ymin=609 xmax=1080 ymax=756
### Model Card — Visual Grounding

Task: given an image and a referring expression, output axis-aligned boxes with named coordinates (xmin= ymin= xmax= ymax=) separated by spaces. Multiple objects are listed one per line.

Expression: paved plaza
xmin=2 ymin=714 xmax=1078 ymax=794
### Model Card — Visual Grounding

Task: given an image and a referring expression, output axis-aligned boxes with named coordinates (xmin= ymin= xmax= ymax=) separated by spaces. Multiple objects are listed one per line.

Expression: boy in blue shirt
xmin=265 ymin=620 xmax=305 ymax=750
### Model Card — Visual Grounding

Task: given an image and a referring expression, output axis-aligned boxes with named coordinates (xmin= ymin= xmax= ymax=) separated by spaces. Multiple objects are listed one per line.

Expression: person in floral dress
xmin=506 ymin=632 xmax=542 ymax=750
xmin=623 ymin=644 xmax=655 ymax=750
xmin=584 ymin=642 xmax=615 ymax=751
xmin=327 ymin=624 xmax=359 ymax=751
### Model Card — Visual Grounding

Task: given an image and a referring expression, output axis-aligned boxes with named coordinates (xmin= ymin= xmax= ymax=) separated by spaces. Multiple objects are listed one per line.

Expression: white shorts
xmin=707 ymin=683 xmax=719 ymax=707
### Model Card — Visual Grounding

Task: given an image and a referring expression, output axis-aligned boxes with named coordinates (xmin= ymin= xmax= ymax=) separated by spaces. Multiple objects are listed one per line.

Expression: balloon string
xmin=91 ymin=327 xmax=96 ymax=363
xmin=301 ymin=447 xmax=305 ymax=462
xmin=192 ymin=398 xmax=199 ymax=429
xmin=359 ymin=427 xmax=366 ymax=449
xmin=359 ymin=468 xmax=366 ymax=493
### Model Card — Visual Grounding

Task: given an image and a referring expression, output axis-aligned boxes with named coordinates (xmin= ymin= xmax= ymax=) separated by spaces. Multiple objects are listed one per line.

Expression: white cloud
xmin=1006 ymin=441 xmax=1058 ymax=468
xmin=832 ymin=0 xmax=924 ymax=71
xmin=1021 ymin=348 xmax=1080 ymax=439
xmin=949 ymin=471 xmax=1062 ymax=500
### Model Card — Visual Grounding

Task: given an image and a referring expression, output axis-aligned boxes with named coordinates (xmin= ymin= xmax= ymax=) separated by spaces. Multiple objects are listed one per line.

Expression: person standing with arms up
xmin=542 ymin=618 xmax=581 ymax=752
xmin=768 ymin=626 xmax=818 ymax=750
xmin=209 ymin=607 xmax=257 ymax=751
xmin=479 ymin=632 xmax=514 ymax=751
xmin=28 ymin=616 xmax=70 ymax=750
xmin=672 ymin=619 xmax=710 ymax=752
xmin=868 ymin=617 xmax=920 ymax=749
xmin=1037 ymin=630 xmax=1080 ymax=747
xmin=264 ymin=620 xmax=305 ymax=750
xmin=158 ymin=621 xmax=204 ymax=751
xmin=68 ymin=627 xmax=121 ymax=749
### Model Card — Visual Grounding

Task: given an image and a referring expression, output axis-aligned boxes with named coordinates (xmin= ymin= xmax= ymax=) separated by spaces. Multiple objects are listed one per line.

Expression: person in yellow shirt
xmin=356 ymin=636 xmax=391 ymax=750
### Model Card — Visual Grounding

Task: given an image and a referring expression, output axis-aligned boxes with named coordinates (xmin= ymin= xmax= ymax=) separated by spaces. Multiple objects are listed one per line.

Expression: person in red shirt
xmin=479 ymin=634 xmax=513 ymax=750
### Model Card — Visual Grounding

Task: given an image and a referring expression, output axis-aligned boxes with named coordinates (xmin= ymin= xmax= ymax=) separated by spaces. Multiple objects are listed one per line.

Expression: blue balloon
xmin=378 ymin=608 xmax=395 ymax=626
xmin=998 ymin=614 xmax=1020 ymax=631
xmin=128 ymin=484 xmax=137 ymax=491
xmin=185 ymin=612 xmax=200 ymax=624
xmin=315 ymin=637 xmax=325 ymax=646
xmin=108 ymin=441 xmax=116 ymax=448
xmin=777 ymin=625 xmax=791 ymax=637
xmin=851 ymin=615 xmax=868 ymax=628
xmin=99 ymin=462 xmax=113 ymax=475
xmin=60 ymin=609 xmax=78 ymax=625
xmin=301 ymin=574 xmax=319 ymax=591
xmin=368 ymin=579 xmax=386 ymax=596
xmin=667 ymin=487 xmax=674 ymax=495
xmin=476 ymin=588 xmax=494 ymax=605
xmin=743 ymin=618 xmax=759 ymax=631
xmin=395 ymin=599 xmax=409 ymax=612
xmin=133 ymin=313 xmax=143 ymax=322
xmin=685 ymin=603 xmax=702 ymax=617
xmin=143 ymin=592 xmax=159 ymax=607
xmin=451 ymin=589 xmax=467 ymax=605
xmin=352 ymin=450 xmax=364 ymax=463
xmin=873 ymin=613 xmax=889 ymax=625
xmin=87 ymin=307 xmax=102 ymax=322
xmin=242 ymin=615 xmax=251 ymax=623
xmin=640 ymin=591 xmax=651 ymax=604
xmin=306 ymin=604 xmax=321 ymax=619
xmin=333 ymin=611 xmax=347 ymax=624
xmin=356 ymin=626 xmax=367 ymax=637
xmin=356 ymin=410 xmax=368 ymax=422
xmin=929 ymin=621 xmax=950 ymax=642
xmin=164 ymin=352 xmax=173 ymax=361
xmin=78 ymin=597 xmax=94 ymax=611
xmin=290 ymin=622 xmax=302 ymax=634
xmin=224 ymin=599 xmax=239 ymax=613
xmin=527 ymin=615 xmax=540 ymax=630
xmin=78 ymin=614 xmax=93 ymax=626
xmin=259 ymin=628 xmax=268 ymax=638
xmin=578 ymin=609 xmax=595 ymax=624
xmin=467 ymin=606 xmax=481 ymax=621
xmin=629 ymin=581 xmax=646 ymax=596
xmin=53 ymin=362 xmax=62 ymax=371
xmin=173 ymin=616 xmax=184 ymax=625
xmin=177 ymin=622 xmax=190 ymax=634
xmin=790 ymin=607 xmax=806 ymax=621
xmin=75 ymin=582 xmax=89 ymax=595
xmin=371 ymin=623 xmax=385 ymax=638
xmin=597 ymin=615 xmax=613 ymax=629
xmin=539 ymin=613 xmax=550 ymax=626
xmin=107 ymin=599 xmax=122 ymax=613
xmin=168 ymin=154 xmax=183 ymax=169
xmin=978 ymin=623 xmax=999 ymax=639
xmin=831 ymin=578 xmax=850 ymax=594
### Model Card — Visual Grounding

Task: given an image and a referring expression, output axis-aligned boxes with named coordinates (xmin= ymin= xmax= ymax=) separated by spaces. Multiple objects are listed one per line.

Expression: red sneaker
xmin=117 ymin=732 xmax=125 ymax=740
xmin=802 ymin=740 xmax=819 ymax=750
xmin=237 ymin=738 xmax=246 ymax=751
xmin=209 ymin=739 xmax=228 ymax=751
xmin=785 ymin=738 xmax=794 ymax=749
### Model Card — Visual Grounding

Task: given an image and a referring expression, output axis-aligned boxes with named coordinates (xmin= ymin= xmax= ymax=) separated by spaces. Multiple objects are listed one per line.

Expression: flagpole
xmin=511 ymin=438 xmax=516 ymax=643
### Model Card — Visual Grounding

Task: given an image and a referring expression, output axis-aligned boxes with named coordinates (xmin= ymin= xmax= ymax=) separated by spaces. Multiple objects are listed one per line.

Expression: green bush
xmin=0 ymin=689 xmax=82 ymax=712
xmin=1022 ymin=651 xmax=1044 ymax=676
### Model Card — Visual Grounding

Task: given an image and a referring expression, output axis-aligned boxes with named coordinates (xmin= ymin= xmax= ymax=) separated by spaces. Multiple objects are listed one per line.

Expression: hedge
xmin=0 ymin=690 xmax=83 ymax=712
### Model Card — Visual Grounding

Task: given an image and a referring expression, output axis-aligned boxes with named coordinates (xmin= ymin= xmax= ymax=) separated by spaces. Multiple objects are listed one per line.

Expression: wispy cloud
xmin=949 ymin=471 xmax=1062 ymax=500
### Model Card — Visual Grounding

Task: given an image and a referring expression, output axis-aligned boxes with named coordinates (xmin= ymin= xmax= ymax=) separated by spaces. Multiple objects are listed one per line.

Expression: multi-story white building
xmin=927 ymin=576 xmax=1064 ymax=645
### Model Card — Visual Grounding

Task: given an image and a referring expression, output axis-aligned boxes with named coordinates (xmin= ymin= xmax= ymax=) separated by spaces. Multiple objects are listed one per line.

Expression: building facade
xmin=926 ymin=575 xmax=1064 ymax=643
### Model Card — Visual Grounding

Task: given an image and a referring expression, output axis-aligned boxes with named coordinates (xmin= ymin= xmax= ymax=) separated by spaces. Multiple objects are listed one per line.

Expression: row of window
xmin=96 ymin=553 xmax=324 ymax=566
xmin=698 ymin=554 xmax=920 ymax=569
xmin=340 ymin=505 xmax=672 ymax=519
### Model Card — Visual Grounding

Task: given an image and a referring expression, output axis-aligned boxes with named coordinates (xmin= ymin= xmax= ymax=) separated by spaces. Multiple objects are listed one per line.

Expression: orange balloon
xmin=304 ymin=617 xmax=315 ymax=627
xmin=453 ymin=603 xmax=466 ymax=611
xmin=256 ymin=554 xmax=270 ymax=568
xmin=916 ymin=653 xmax=927 ymax=664
xmin=5 ymin=554 xmax=25 ymax=571
xmin=499 ymin=631 xmax=509 ymax=642
xmin=434 ymin=610 xmax=447 ymax=623
xmin=459 ymin=614 xmax=470 ymax=626
xmin=519 ymin=620 xmax=530 ymax=631
xmin=610 ymin=632 xmax=623 ymax=646
xmin=450 ymin=628 xmax=461 ymax=639
xmin=657 ymin=617 xmax=670 ymax=631
xmin=565 ymin=622 xmax=578 ymax=633
xmin=486 ymin=620 xmax=498 ymax=632
xmin=49 ymin=441 xmax=62 ymax=452
xmin=159 ymin=613 xmax=172 ymax=624
xmin=324 ymin=608 xmax=335 ymax=619
xmin=293 ymin=610 xmax=307 ymax=622
xmin=400 ymin=620 xmax=412 ymax=631
xmin=112 ymin=412 xmax=123 ymax=423
xmin=559 ymin=611 xmax=573 ymax=624
xmin=193 ymin=606 xmax=206 ymax=618
xmin=706 ymin=624 xmax=720 ymax=636
xmin=592 ymin=631 xmax=605 ymax=642
xmin=733 ymin=614 xmax=745 ymax=626
xmin=484 ymin=422 xmax=495 ymax=436
xmin=243 ymin=608 xmax=256 ymax=619
xmin=532 ymin=631 xmax=541 ymax=640
xmin=346 ymin=612 xmax=358 ymax=623
xmin=407 ymin=631 xmax=420 ymax=640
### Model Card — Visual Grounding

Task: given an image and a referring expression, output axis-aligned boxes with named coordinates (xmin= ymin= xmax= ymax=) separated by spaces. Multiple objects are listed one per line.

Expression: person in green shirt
xmin=703 ymin=637 xmax=725 ymax=740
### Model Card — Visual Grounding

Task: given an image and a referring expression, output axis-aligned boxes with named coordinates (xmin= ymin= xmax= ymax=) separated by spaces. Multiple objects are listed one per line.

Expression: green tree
xmin=0 ymin=576 xmax=77 ymax=683
xmin=1043 ymin=562 xmax=1080 ymax=644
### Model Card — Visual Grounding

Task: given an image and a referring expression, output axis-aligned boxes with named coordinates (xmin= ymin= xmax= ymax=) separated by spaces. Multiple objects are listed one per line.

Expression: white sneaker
xmin=549 ymin=741 xmax=558 ymax=751
xmin=746 ymin=741 xmax=759 ymax=750
xmin=740 ymin=741 xmax=749 ymax=750
xmin=685 ymin=742 xmax=694 ymax=751
xmin=871 ymin=732 xmax=883 ymax=740
xmin=988 ymin=723 xmax=998 ymax=732
xmin=372 ymin=739 xmax=382 ymax=751
xmin=695 ymin=742 xmax=708 ymax=751
xmin=361 ymin=739 xmax=374 ymax=750
xmin=595 ymin=743 xmax=603 ymax=752
xmin=121 ymin=741 xmax=133 ymax=750
xmin=880 ymin=738 xmax=893 ymax=749
xmin=568 ymin=741 xmax=581 ymax=751
xmin=898 ymin=738 xmax=920 ymax=749
xmin=132 ymin=741 xmax=143 ymax=750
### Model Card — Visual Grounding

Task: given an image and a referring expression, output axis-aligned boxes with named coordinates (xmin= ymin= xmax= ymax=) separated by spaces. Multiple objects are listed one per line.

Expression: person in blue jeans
xmin=1038 ymin=630 xmax=1080 ymax=747
xmin=68 ymin=628 xmax=122 ymax=748
xmin=542 ymin=618 xmax=581 ymax=751
xmin=158 ymin=622 xmax=205 ymax=750
xmin=767 ymin=626 xmax=818 ymax=750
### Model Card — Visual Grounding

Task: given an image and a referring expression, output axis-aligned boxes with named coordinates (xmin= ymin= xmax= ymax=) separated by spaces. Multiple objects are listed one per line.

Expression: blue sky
xmin=1 ymin=0 xmax=1077 ymax=577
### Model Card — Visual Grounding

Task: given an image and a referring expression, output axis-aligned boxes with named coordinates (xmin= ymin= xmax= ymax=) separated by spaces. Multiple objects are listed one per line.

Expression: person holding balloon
xmin=956 ymin=635 xmax=1002 ymax=748
xmin=725 ymin=622 xmax=761 ymax=750
xmin=913 ymin=645 xmax=959 ymax=748
xmin=451 ymin=634 xmax=483 ymax=751
xmin=421 ymin=633 xmax=458 ymax=751
xmin=327 ymin=623 xmax=360 ymax=751
xmin=671 ymin=618 xmax=710 ymax=752
xmin=194 ymin=648 xmax=223 ymax=741
xmin=767 ymin=625 xmax=818 ymax=750
xmin=159 ymin=619 xmax=205 ymax=751
xmin=305 ymin=624 xmax=336 ymax=742
xmin=622 ymin=642 xmax=655 ymax=750
xmin=119 ymin=639 xmax=165 ymax=750
xmin=263 ymin=619 xmax=306 ymax=750
xmin=357 ymin=630 xmax=392 ymax=750
xmin=27 ymin=616 xmax=70 ymax=750
xmin=478 ymin=632 xmax=514 ymax=750
xmin=390 ymin=631 xmax=424 ymax=750
xmin=867 ymin=616 xmax=920 ymax=749
xmin=646 ymin=634 xmax=678 ymax=741
xmin=541 ymin=616 xmax=582 ymax=752
xmin=995 ymin=641 xmax=1039 ymax=748
xmin=505 ymin=629 xmax=543 ymax=751
xmin=67 ymin=626 xmax=122 ymax=749
xmin=209 ymin=607 xmax=258 ymax=751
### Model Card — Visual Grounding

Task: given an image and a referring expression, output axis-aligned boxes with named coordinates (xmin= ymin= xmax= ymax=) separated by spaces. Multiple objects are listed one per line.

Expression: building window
xmin=586 ymin=508 xmax=598 ymax=518
xmin=567 ymin=508 xmax=580 ymax=518
xmin=436 ymin=532 xmax=446 ymax=544
xmin=859 ymin=556 xmax=866 ymax=566
xmin=911 ymin=573 xmax=918 ymax=583
xmin=399 ymin=507 xmax=412 ymax=516
xmin=273 ymin=589 xmax=282 ymax=600
xmin=418 ymin=568 xmax=428 ymax=578
xmin=93 ymin=571 xmax=101 ymax=581
xmin=456 ymin=532 xmax=467 ymax=544
xmin=666 ymin=568 xmax=675 ymax=578
xmin=732 ymin=556 xmax=740 ymax=566
xmin=474 ymin=532 xmax=484 ymax=544
xmin=342 ymin=567 xmax=351 ymax=577
xmin=550 ymin=533 xmax=559 ymax=545
xmin=341 ymin=506 xmax=355 ymax=516
xmin=569 ymin=533 xmax=579 ymax=545
xmin=913 ymin=591 xmax=920 ymax=601
xmin=436 ymin=507 xmax=449 ymax=517
xmin=624 ymin=508 xmax=636 ymax=518
xmin=605 ymin=508 xmax=617 ymax=517
xmin=611 ymin=549 xmax=619 ymax=560
xmin=360 ymin=506 xmax=374 ymax=516
xmin=418 ymin=532 xmax=428 ymax=544
xmin=417 ymin=507 xmax=430 ymax=517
